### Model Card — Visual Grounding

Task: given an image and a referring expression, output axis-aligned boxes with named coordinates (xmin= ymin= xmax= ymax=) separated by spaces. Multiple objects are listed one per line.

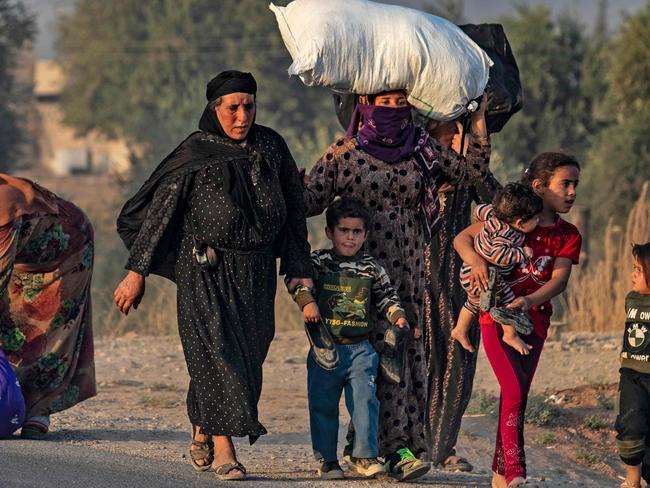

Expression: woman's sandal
xmin=20 ymin=420 xmax=49 ymax=440
xmin=190 ymin=427 xmax=214 ymax=471
xmin=441 ymin=455 xmax=473 ymax=472
xmin=214 ymin=461 xmax=246 ymax=481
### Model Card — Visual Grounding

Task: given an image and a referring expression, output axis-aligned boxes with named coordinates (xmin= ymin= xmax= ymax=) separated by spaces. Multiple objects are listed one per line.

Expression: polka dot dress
xmin=304 ymin=136 xmax=490 ymax=456
xmin=126 ymin=126 xmax=312 ymax=442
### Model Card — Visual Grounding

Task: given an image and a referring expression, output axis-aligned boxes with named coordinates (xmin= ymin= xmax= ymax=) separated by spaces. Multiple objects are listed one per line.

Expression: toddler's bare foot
xmin=451 ymin=327 xmax=475 ymax=352
xmin=502 ymin=333 xmax=532 ymax=355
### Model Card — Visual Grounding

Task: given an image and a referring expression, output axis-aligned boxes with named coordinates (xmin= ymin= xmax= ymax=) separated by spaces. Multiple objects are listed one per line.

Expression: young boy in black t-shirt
xmin=616 ymin=242 xmax=650 ymax=488
xmin=292 ymin=197 xmax=408 ymax=480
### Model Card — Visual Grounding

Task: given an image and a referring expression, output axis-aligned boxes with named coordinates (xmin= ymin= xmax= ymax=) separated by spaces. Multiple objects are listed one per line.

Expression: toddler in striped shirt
xmin=451 ymin=183 xmax=543 ymax=355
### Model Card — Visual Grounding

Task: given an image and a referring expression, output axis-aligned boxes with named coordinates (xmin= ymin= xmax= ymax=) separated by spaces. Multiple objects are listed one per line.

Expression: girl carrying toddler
xmin=454 ymin=152 xmax=582 ymax=488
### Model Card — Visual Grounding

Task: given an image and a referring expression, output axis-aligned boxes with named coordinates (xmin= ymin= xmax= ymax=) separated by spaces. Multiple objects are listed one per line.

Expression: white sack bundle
xmin=269 ymin=0 xmax=493 ymax=121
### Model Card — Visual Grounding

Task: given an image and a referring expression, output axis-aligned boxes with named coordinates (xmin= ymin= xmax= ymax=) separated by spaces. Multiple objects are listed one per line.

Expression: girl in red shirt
xmin=453 ymin=152 xmax=582 ymax=488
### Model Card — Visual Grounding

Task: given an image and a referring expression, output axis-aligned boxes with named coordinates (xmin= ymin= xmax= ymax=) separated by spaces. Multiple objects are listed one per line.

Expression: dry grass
xmin=566 ymin=182 xmax=650 ymax=331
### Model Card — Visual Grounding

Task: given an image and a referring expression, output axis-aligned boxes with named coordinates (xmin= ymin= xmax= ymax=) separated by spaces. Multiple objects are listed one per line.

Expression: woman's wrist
xmin=469 ymin=125 xmax=488 ymax=141
xmin=469 ymin=114 xmax=488 ymax=140
xmin=127 ymin=270 xmax=145 ymax=283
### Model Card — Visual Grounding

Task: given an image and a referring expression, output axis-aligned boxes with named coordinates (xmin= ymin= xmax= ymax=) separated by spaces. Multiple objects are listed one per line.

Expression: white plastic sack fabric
xmin=269 ymin=0 xmax=493 ymax=121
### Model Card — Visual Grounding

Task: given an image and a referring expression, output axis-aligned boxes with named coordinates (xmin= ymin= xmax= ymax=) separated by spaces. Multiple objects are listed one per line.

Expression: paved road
xmin=0 ymin=437 xmax=492 ymax=488
xmin=1 ymin=439 xmax=221 ymax=488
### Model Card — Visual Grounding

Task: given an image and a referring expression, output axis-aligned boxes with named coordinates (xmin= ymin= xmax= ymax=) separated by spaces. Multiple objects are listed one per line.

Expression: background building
xmin=33 ymin=59 xmax=131 ymax=175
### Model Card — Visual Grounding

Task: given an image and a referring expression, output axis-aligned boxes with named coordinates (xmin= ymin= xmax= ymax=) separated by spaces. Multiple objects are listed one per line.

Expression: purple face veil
xmin=346 ymin=103 xmax=428 ymax=163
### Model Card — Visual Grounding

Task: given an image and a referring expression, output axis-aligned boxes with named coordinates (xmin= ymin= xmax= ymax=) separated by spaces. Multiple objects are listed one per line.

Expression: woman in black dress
xmin=114 ymin=71 xmax=313 ymax=480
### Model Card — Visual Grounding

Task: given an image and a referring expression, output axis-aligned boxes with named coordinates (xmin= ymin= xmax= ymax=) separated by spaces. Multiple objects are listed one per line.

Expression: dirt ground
xmin=2 ymin=172 xmax=625 ymax=486
xmin=3 ymin=329 xmax=625 ymax=487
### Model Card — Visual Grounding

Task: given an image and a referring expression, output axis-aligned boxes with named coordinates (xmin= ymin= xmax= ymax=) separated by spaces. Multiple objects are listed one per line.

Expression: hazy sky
xmin=23 ymin=0 xmax=647 ymax=59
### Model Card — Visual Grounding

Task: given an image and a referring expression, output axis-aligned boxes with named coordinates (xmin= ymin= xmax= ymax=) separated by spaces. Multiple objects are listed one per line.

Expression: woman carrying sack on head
xmin=302 ymin=89 xmax=491 ymax=480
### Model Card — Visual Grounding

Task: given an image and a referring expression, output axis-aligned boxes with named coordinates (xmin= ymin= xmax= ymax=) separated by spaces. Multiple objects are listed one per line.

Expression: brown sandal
xmin=214 ymin=461 xmax=246 ymax=481
xmin=441 ymin=455 xmax=473 ymax=472
xmin=190 ymin=427 xmax=214 ymax=471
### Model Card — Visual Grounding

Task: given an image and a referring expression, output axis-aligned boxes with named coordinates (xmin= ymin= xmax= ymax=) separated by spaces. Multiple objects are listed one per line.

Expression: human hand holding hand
xmin=303 ymin=302 xmax=320 ymax=323
xmin=395 ymin=317 xmax=409 ymax=329
xmin=287 ymin=277 xmax=314 ymax=293
xmin=506 ymin=296 xmax=532 ymax=312
xmin=114 ymin=271 xmax=145 ymax=315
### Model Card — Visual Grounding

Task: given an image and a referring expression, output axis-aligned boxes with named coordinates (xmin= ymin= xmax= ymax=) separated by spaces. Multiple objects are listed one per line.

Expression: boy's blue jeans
xmin=307 ymin=339 xmax=379 ymax=462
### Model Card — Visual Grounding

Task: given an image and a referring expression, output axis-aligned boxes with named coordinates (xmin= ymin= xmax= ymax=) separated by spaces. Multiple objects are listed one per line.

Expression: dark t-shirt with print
xmin=317 ymin=274 xmax=373 ymax=338
xmin=294 ymin=249 xmax=406 ymax=340
xmin=621 ymin=291 xmax=650 ymax=374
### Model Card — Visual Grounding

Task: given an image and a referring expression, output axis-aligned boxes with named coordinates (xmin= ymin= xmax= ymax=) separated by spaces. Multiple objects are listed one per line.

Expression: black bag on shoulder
xmin=459 ymin=23 xmax=523 ymax=134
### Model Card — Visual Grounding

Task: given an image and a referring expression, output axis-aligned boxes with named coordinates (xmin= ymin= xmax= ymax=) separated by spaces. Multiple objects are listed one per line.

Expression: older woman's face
xmin=215 ymin=92 xmax=255 ymax=140
xmin=373 ymin=90 xmax=409 ymax=107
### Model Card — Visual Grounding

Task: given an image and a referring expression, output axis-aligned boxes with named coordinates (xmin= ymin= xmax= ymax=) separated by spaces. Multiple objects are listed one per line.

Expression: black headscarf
xmin=198 ymin=70 xmax=257 ymax=138
xmin=117 ymin=71 xmax=265 ymax=281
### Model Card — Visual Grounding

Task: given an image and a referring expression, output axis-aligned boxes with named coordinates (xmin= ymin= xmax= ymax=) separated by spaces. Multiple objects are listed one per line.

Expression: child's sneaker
xmin=384 ymin=447 xmax=430 ymax=481
xmin=318 ymin=460 xmax=344 ymax=479
xmin=489 ymin=306 xmax=534 ymax=335
xmin=346 ymin=457 xmax=384 ymax=478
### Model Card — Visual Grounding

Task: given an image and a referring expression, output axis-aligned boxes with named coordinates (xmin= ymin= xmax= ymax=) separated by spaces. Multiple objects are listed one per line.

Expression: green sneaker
xmin=384 ymin=448 xmax=430 ymax=482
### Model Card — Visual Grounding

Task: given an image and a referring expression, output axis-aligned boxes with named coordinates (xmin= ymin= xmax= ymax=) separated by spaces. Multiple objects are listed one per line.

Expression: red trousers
xmin=479 ymin=309 xmax=549 ymax=483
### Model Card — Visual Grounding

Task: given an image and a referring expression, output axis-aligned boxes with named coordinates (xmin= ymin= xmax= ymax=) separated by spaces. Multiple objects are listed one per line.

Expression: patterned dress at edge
xmin=424 ymin=175 xmax=500 ymax=465
xmin=0 ymin=178 xmax=96 ymax=420
xmin=304 ymin=135 xmax=490 ymax=456
xmin=123 ymin=127 xmax=311 ymax=441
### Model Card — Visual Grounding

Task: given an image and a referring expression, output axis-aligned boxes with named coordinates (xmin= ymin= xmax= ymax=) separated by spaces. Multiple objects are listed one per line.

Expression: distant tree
xmin=56 ymin=1 xmax=343 ymax=331
xmin=603 ymin=0 xmax=650 ymax=118
xmin=489 ymin=4 xmax=601 ymax=182
xmin=56 ymin=0 xmax=338 ymax=171
xmin=418 ymin=0 xmax=465 ymax=23
xmin=0 ymin=0 xmax=34 ymax=171
xmin=583 ymin=0 xmax=650 ymax=234
xmin=595 ymin=0 xmax=608 ymax=37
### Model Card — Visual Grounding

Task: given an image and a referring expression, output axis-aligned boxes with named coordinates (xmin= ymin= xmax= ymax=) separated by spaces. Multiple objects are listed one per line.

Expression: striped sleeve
xmin=475 ymin=227 xmax=527 ymax=267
